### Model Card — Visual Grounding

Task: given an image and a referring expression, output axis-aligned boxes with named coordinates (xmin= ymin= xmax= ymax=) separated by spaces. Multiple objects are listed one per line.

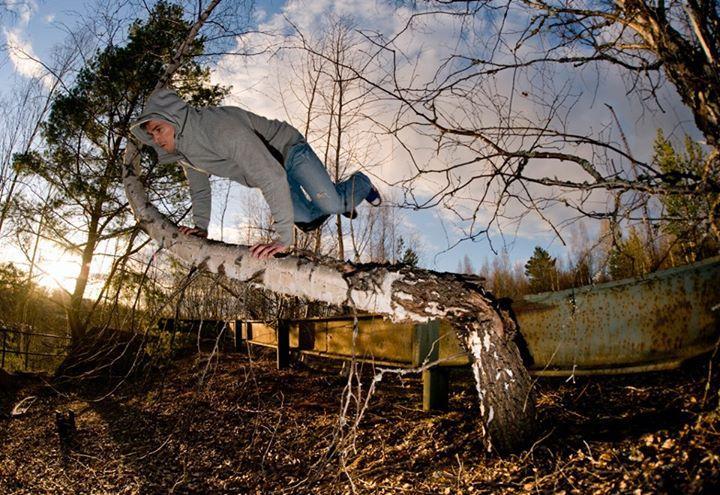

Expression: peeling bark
xmin=122 ymin=143 xmax=536 ymax=452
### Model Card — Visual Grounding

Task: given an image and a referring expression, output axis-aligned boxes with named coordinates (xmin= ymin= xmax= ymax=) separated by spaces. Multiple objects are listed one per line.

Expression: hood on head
xmin=130 ymin=88 xmax=190 ymax=161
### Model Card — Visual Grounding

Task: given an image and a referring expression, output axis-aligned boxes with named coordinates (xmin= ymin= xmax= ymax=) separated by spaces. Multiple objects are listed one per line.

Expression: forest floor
xmin=1 ymin=343 xmax=719 ymax=494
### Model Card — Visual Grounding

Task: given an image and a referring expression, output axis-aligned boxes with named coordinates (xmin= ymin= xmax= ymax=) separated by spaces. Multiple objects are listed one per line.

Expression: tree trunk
xmin=622 ymin=2 xmax=720 ymax=147
xmin=68 ymin=210 xmax=100 ymax=341
xmin=334 ymin=70 xmax=345 ymax=260
xmin=122 ymin=143 xmax=536 ymax=453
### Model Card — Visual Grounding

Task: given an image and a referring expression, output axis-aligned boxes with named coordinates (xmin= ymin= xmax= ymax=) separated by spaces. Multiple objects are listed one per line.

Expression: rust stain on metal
xmin=515 ymin=255 xmax=720 ymax=375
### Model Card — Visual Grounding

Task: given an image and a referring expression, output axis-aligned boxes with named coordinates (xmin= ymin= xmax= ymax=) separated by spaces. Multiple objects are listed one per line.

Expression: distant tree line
xmin=473 ymin=130 xmax=718 ymax=300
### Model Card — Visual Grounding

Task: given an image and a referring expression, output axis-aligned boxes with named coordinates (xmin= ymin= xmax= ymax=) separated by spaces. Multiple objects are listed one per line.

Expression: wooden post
xmin=1 ymin=328 xmax=6 ymax=369
xmin=245 ymin=321 xmax=253 ymax=341
xmin=277 ymin=320 xmax=290 ymax=369
xmin=415 ymin=320 xmax=449 ymax=412
xmin=24 ymin=331 xmax=31 ymax=370
xmin=231 ymin=320 xmax=242 ymax=351
xmin=423 ymin=366 xmax=449 ymax=412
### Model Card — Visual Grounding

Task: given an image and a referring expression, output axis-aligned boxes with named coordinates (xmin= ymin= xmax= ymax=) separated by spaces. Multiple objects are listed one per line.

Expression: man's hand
xmin=179 ymin=226 xmax=208 ymax=238
xmin=250 ymin=242 xmax=287 ymax=260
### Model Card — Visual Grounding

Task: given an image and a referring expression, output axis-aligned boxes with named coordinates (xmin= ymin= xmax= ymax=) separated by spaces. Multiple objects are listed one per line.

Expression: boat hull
xmin=516 ymin=256 xmax=720 ymax=376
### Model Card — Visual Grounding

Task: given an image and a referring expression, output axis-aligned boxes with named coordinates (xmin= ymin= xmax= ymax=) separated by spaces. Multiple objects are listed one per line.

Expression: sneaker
xmin=295 ymin=214 xmax=330 ymax=233
xmin=365 ymin=186 xmax=382 ymax=206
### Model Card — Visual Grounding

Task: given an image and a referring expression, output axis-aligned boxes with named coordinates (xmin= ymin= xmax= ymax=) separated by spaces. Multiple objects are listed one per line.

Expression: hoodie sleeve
xmin=183 ymin=165 xmax=212 ymax=231
xmin=220 ymin=133 xmax=294 ymax=246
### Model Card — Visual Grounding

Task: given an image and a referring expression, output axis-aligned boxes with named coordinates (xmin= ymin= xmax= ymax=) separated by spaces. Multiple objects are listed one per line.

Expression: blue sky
xmin=0 ymin=0 xmax=701 ymax=277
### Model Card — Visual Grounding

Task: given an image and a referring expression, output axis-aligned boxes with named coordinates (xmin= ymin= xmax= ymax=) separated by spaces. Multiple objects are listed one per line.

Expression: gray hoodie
xmin=130 ymin=88 xmax=303 ymax=246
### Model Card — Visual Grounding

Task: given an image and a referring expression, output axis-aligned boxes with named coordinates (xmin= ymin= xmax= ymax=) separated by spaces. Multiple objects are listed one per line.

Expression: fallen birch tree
xmin=121 ymin=0 xmax=535 ymax=454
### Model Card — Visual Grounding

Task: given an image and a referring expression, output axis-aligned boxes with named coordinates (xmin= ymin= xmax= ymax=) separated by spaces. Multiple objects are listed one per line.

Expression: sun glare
xmin=36 ymin=256 xmax=80 ymax=293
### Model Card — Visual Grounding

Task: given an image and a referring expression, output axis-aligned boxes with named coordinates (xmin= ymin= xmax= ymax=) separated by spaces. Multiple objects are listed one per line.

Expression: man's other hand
xmin=250 ymin=242 xmax=287 ymax=259
xmin=179 ymin=226 xmax=208 ymax=238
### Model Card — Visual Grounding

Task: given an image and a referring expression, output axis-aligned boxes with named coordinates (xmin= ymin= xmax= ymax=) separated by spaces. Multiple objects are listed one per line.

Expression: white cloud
xmin=6 ymin=0 xmax=37 ymax=26
xmin=4 ymin=28 xmax=46 ymax=80
xmin=2 ymin=1 xmax=54 ymax=87
xmin=44 ymin=14 xmax=55 ymax=23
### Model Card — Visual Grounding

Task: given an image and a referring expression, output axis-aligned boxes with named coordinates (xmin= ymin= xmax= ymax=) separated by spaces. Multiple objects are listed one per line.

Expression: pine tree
xmin=400 ymin=247 xmax=419 ymax=267
xmin=14 ymin=1 xmax=228 ymax=339
xmin=653 ymin=130 xmax=720 ymax=263
xmin=394 ymin=236 xmax=419 ymax=267
xmin=524 ymin=247 xmax=557 ymax=294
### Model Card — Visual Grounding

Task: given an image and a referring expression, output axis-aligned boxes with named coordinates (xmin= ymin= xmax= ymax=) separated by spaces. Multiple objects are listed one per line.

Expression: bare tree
xmin=0 ymin=72 xmax=67 ymax=237
xmin=281 ymin=16 xmax=379 ymax=259
xmin=348 ymin=198 xmax=403 ymax=263
xmin=273 ymin=44 xmax=329 ymax=253
xmin=290 ymin=1 xmax=720 ymax=250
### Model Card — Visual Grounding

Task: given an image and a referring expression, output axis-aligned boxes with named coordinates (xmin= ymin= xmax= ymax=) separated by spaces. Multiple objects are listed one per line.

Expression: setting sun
xmin=36 ymin=254 xmax=80 ymax=293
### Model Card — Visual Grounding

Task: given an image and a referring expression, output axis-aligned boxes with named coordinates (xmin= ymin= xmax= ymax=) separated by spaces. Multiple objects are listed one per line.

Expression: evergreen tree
xmin=524 ymin=246 xmax=557 ymax=294
xmin=400 ymin=247 xmax=419 ymax=267
xmin=14 ymin=1 xmax=228 ymax=339
xmin=606 ymin=227 xmax=649 ymax=280
xmin=395 ymin=236 xmax=420 ymax=267
xmin=653 ymin=130 xmax=720 ymax=263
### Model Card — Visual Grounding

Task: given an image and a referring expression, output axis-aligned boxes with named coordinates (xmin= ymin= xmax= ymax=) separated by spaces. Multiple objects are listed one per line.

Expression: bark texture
xmin=624 ymin=0 xmax=720 ymax=147
xmin=122 ymin=142 xmax=536 ymax=453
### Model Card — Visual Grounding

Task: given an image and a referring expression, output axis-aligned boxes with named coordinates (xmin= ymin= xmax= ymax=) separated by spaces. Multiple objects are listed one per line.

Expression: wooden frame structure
xmin=229 ymin=315 xmax=468 ymax=412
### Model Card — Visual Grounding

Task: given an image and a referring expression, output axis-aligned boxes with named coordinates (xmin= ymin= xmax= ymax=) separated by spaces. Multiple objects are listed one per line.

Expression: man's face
xmin=145 ymin=119 xmax=176 ymax=153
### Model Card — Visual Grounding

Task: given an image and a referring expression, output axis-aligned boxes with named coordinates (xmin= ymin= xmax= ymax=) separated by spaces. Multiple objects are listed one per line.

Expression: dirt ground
xmin=1 ymin=344 xmax=719 ymax=494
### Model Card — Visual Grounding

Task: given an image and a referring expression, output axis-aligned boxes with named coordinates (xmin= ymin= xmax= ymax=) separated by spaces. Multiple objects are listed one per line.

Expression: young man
xmin=131 ymin=88 xmax=381 ymax=259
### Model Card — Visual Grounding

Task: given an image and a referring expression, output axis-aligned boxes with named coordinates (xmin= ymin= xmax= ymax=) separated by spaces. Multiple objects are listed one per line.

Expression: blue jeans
xmin=285 ymin=141 xmax=372 ymax=223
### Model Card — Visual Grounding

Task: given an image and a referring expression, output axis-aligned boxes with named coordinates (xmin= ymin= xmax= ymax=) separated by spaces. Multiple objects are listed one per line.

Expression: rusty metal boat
xmin=515 ymin=255 xmax=720 ymax=376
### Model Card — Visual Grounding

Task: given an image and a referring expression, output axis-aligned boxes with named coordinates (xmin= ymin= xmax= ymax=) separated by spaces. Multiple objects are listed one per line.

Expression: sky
xmin=0 ymin=0 xmax=704 ymax=289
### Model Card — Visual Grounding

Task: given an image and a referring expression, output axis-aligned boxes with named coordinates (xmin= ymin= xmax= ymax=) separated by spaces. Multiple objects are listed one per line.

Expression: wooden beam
xmin=415 ymin=320 xmax=450 ymax=411
xmin=277 ymin=320 xmax=290 ymax=369
xmin=423 ymin=367 xmax=449 ymax=411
